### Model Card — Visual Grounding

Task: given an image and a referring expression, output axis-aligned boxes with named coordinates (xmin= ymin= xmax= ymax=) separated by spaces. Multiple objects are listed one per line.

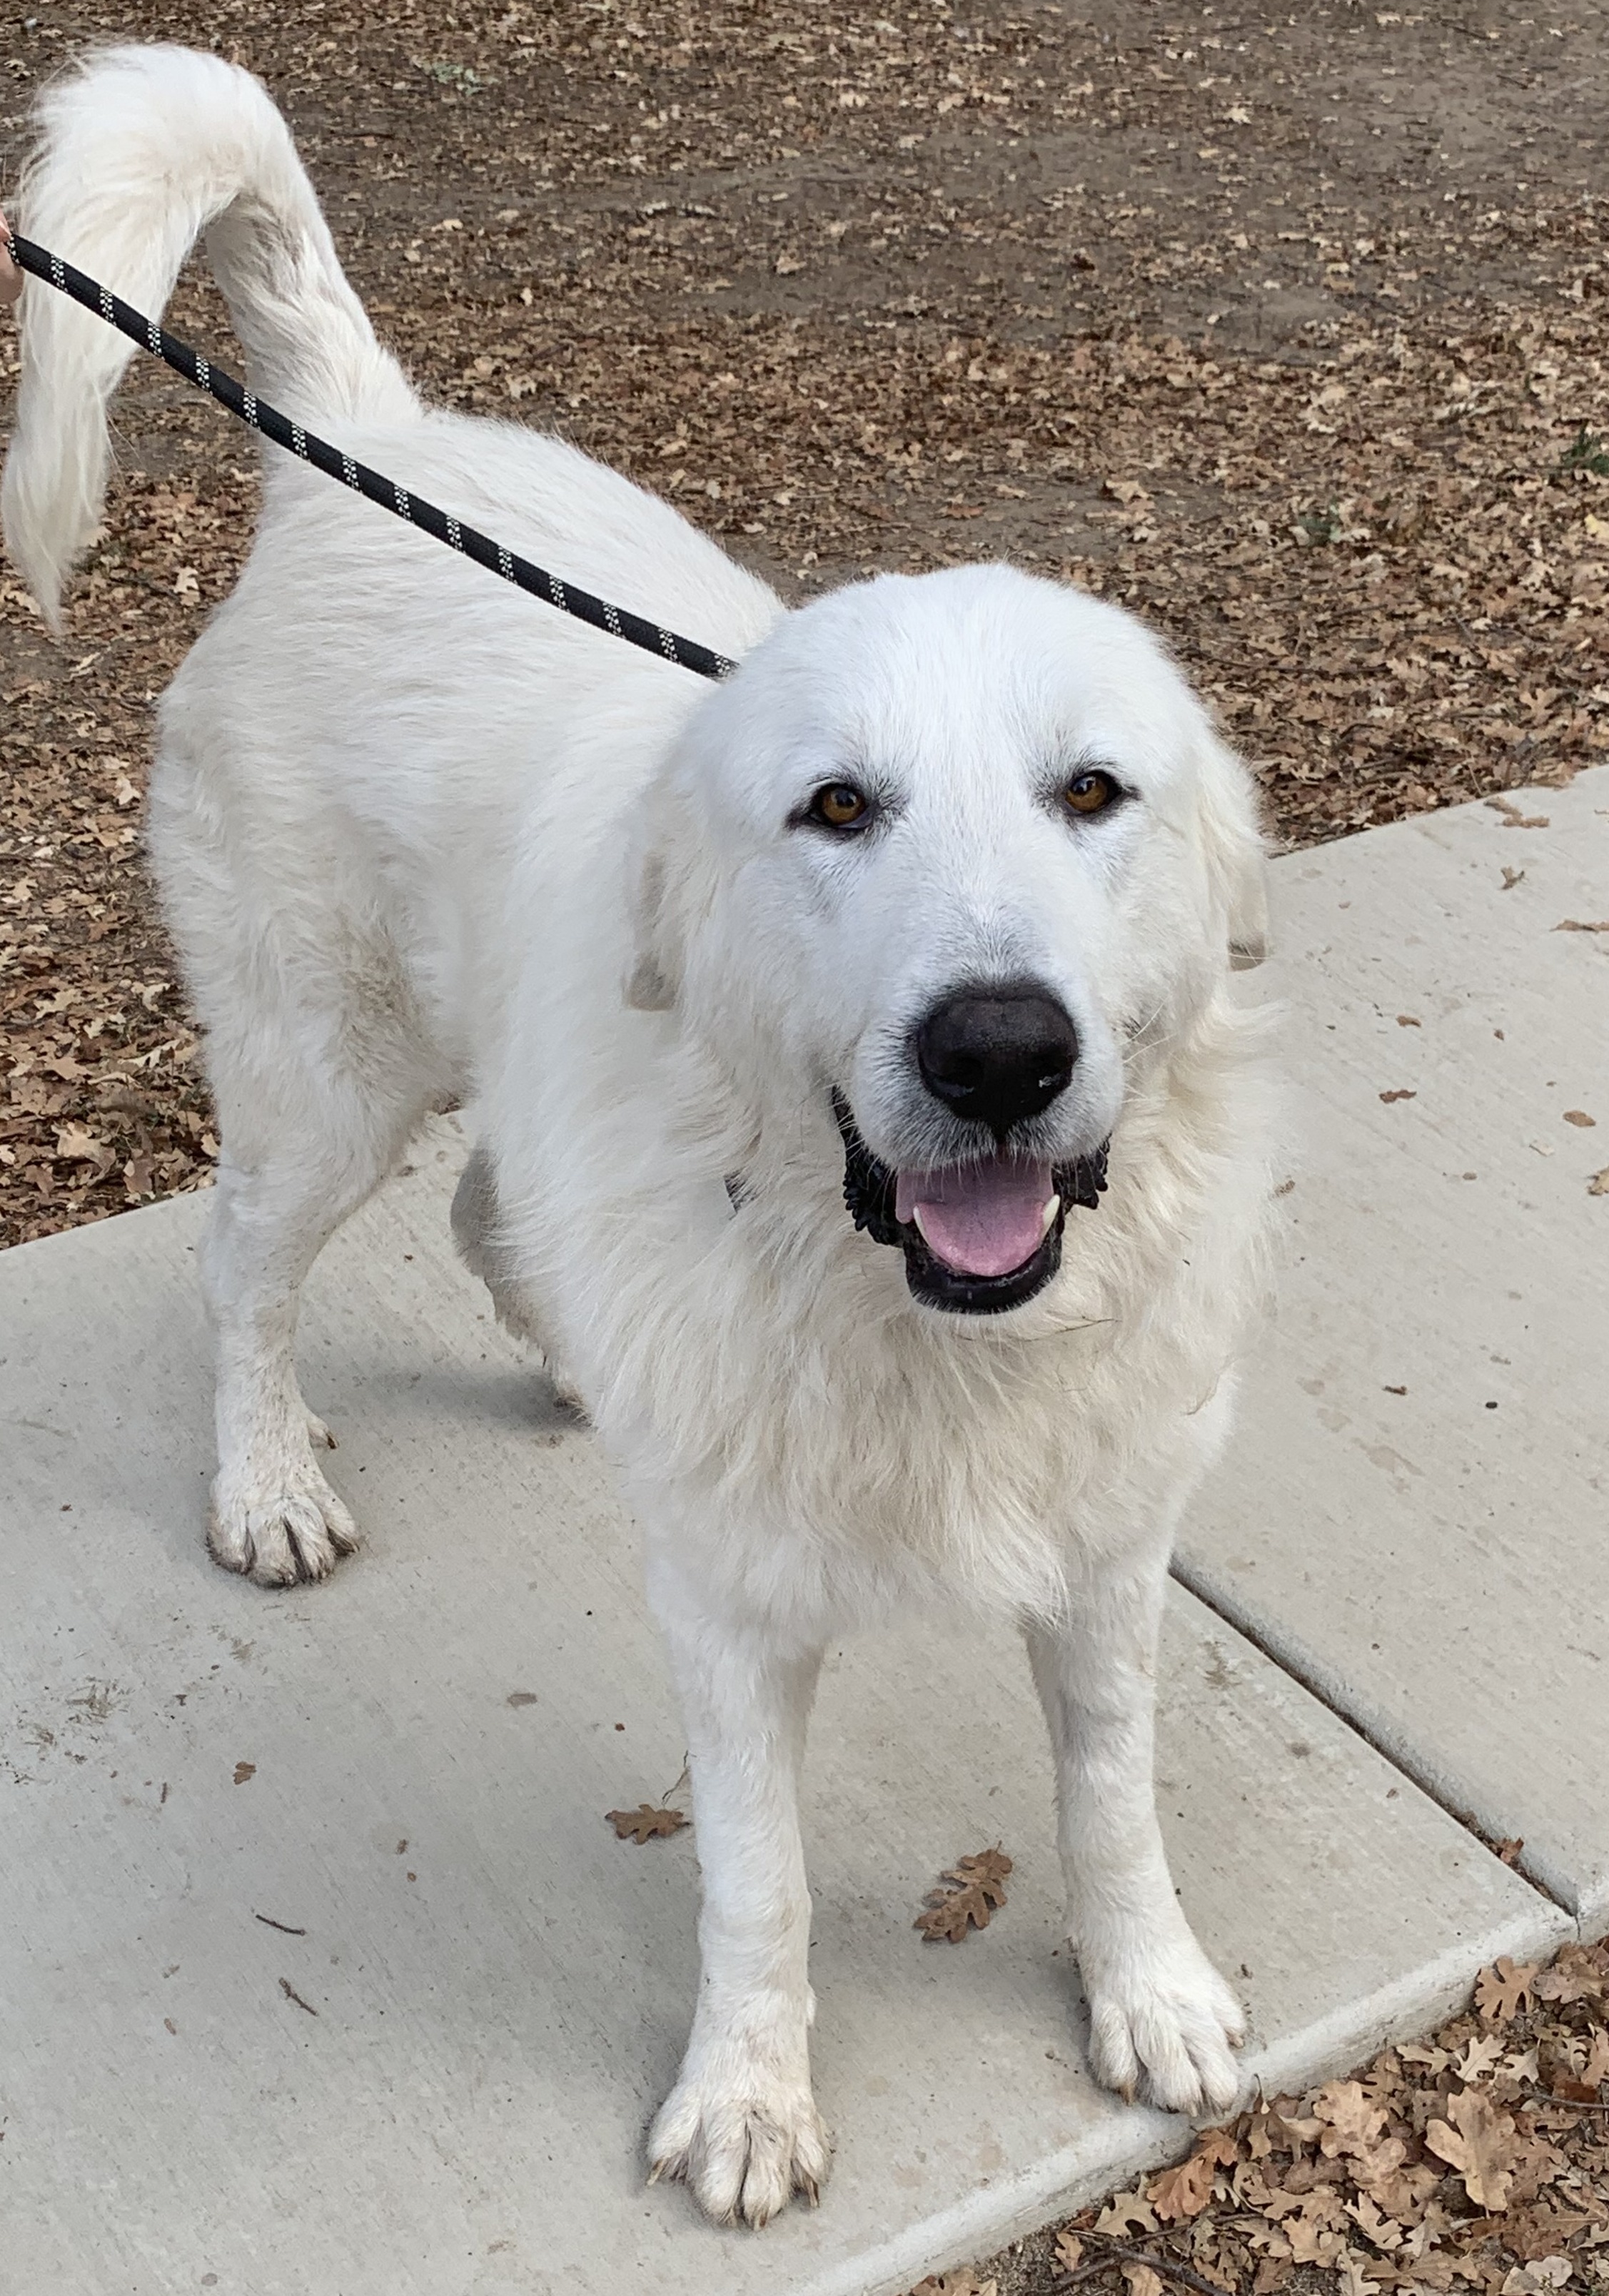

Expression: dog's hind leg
xmin=148 ymin=717 xmax=453 ymax=1587
xmin=450 ymin=1138 xmax=584 ymax=1410
xmin=201 ymin=1053 xmax=434 ymax=1587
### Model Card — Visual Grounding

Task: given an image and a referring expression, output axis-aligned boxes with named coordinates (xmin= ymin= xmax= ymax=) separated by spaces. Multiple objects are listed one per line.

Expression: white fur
xmin=5 ymin=47 xmax=1277 ymax=2227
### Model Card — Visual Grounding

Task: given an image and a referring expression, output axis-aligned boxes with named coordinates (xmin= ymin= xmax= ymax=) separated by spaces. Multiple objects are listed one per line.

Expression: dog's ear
xmin=1199 ymin=731 xmax=1269 ymax=971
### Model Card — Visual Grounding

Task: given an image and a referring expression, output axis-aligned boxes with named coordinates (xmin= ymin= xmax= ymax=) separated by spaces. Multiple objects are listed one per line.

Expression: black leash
xmin=5 ymin=229 xmax=738 ymax=682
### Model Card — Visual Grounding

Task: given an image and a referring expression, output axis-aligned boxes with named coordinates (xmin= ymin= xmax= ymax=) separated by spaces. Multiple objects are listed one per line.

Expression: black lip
xmin=831 ymin=1091 xmax=1109 ymax=1317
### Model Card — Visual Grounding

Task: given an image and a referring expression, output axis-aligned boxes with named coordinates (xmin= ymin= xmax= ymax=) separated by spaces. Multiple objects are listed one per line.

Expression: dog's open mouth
xmin=832 ymin=1092 xmax=1108 ymax=1315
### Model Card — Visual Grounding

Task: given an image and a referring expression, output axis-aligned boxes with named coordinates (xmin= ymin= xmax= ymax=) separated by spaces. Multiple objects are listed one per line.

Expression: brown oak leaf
xmin=1283 ymin=2190 xmax=1350 ymax=2266
xmin=1347 ymin=2195 xmax=1405 ymax=2252
xmin=1150 ymin=2128 xmax=1240 ymax=2221
xmin=1504 ymin=2210 xmax=1595 ymax=2264
xmin=605 ymin=1802 xmax=688 ymax=1843
xmin=1150 ymin=2149 xmax=1219 ymax=2223
xmin=1360 ymin=2162 xmax=1439 ymax=2222
xmin=1453 ymin=2034 xmax=1507 ymax=2084
xmin=1096 ymin=2190 xmax=1159 ymax=2237
xmin=1315 ymin=2079 xmax=1389 ymax=2158
xmin=1425 ymin=2085 xmax=1520 ymax=2210
xmin=1476 ymin=1958 xmax=1538 ymax=2025
xmin=1531 ymin=1945 xmax=1605 ymax=2005
xmin=915 ymin=1848 xmax=1012 ymax=1942
xmin=1336 ymin=2248 xmax=1382 ymax=2296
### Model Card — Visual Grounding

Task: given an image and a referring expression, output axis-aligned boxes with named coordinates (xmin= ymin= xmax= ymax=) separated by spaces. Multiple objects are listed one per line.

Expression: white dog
xmin=5 ymin=46 xmax=1275 ymax=2227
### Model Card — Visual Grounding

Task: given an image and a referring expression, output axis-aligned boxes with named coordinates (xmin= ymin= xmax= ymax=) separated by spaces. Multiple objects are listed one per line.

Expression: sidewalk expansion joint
xmin=1169 ymin=1554 xmax=1578 ymax=1925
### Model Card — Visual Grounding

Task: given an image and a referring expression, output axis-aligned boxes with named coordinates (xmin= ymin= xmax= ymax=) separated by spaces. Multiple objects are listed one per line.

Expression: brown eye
xmin=1062 ymin=769 xmax=1119 ymax=817
xmin=809 ymin=782 xmax=871 ymax=829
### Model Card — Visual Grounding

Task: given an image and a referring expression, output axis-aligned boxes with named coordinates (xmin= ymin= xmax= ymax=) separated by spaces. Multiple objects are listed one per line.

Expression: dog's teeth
xmin=1040 ymin=1196 xmax=1059 ymax=1235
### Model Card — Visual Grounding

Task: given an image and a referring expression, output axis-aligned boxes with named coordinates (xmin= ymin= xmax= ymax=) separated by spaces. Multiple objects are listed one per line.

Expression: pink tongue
xmin=894 ymin=1158 xmax=1056 ymax=1280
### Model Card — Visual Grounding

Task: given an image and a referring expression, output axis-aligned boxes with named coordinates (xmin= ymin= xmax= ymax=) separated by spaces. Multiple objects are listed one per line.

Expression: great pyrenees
xmin=5 ymin=45 xmax=1274 ymax=2227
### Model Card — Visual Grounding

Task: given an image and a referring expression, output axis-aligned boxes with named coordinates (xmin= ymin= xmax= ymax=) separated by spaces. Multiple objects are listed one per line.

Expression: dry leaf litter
xmin=3 ymin=0 xmax=1607 ymax=1243
xmin=911 ymin=1942 xmax=1609 ymax=2296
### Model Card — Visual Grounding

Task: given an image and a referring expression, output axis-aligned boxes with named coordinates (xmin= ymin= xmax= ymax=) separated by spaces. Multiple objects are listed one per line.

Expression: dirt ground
xmin=1 ymin=0 xmax=1607 ymax=1242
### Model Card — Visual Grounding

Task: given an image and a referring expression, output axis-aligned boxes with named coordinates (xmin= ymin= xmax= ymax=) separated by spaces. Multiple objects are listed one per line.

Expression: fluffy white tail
xmin=2 ymin=43 xmax=418 ymax=628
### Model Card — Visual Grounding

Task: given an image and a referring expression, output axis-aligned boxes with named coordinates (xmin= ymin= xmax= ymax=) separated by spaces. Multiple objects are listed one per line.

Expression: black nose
xmin=916 ymin=983 xmax=1080 ymax=1136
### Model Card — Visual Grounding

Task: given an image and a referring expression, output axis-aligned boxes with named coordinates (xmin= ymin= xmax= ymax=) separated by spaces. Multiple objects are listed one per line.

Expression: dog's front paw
xmin=648 ymin=2058 xmax=829 ymax=2228
xmin=207 ymin=1460 xmax=359 ymax=1587
xmin=1080 ymin=1928 xmax=1246 ymax=2116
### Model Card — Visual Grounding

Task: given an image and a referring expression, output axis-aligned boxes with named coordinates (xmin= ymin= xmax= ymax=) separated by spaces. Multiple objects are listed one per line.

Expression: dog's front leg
xmin=1025 ymin=1537 xmax=1245 ymax=2117
xmin=646 ymin=1566 xmax=829 ymax=2228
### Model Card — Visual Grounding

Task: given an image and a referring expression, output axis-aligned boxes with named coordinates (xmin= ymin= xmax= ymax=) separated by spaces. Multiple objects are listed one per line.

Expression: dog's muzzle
xmin=832 ymin=1091 xmax=1108 ymax=1315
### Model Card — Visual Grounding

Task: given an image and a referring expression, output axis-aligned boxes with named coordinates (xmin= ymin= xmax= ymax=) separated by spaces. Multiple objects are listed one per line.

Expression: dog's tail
xmin=2 ymin=43 xmax=418 ymax=629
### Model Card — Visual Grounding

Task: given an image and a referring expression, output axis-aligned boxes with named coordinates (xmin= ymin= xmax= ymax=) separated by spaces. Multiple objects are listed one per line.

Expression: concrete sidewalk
xmin=2 ymin=772 xmax=1603 ymax=2296
xmin=1183 ymin=762 xmax=1609 ymax=1925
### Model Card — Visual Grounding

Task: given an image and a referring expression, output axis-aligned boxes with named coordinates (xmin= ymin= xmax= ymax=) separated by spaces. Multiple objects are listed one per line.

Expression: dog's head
xmin=627 ymin=564 xmax=1266 ymax=1316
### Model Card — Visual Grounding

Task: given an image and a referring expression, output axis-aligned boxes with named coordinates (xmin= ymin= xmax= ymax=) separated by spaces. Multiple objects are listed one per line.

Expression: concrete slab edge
xmin=1172 ymin=1558 xmax=1598 ymax=1933
xmin=797 ymin=2103 xmax=1185 ymax=2296
xmin=1237 ymin=1899 xmax=1574 ymax=2105
xmin=814 ymin=1902 xmax=1573 ymax=2296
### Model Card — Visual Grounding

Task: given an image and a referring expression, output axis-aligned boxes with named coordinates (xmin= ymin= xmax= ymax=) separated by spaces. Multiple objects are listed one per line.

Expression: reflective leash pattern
xmin=6 ymin=229 xmax=738 ymax=683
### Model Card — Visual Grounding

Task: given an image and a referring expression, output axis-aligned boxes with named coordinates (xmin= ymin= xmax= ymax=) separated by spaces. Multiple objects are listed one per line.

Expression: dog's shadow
xmin=355 ymin=1360 xmax=588 ymax=1442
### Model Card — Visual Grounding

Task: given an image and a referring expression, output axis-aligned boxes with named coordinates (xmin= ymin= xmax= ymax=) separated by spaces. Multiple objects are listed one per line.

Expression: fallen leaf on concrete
xmin=233 ymin=1761 xmax=255 ymax=1785
xmin=605 ymin=1803 xmax=688 ymax=1843
xmin=1487 ymin=799 xmax=1551 ymax=829
xmin=1379 ymin=1088 xmax=1417 ymax=1103
xmin=1563 ymin=1110 xmax=1595 ymax=1126
xmin=1426 ymin=2085 xmax=1520 ymax=2210
xmin=1553 ymin=918 xmax=1609 ymax=931
xmin=916 ymin=1848 xmax=1012 ymax=1941
xmin=1590 ymin=1168 xmax=1609 ymax=1196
